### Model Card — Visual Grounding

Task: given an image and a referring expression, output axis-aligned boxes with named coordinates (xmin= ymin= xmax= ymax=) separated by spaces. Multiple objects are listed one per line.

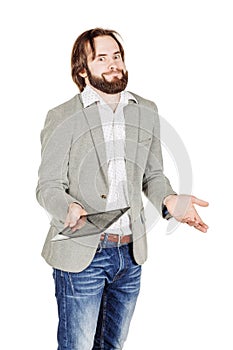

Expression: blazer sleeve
xmin=142 ymin=104 xmax=176 ymax=215
xmin=36 ymin=109 xmax=83 ymax=224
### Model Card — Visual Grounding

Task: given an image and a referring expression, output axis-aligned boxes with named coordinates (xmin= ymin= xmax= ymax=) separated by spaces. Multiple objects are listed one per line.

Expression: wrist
xmin=163 ymin=194 xmax=176 ymax=206
xmin=162 ymin=194 xmax=177 ymax=220
xmin=69 ymin=202 xmax=83 ymax=210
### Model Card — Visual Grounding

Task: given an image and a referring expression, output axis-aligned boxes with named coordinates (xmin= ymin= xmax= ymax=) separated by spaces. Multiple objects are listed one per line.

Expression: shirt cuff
xmin=162 ymin=204 xmax=172 ymax=220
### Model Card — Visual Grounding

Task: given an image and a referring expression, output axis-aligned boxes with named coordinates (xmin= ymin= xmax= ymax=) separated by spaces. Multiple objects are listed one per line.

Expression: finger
xmin=69 ymin=210 xmax=82 ymax=227
xmin=76 ymin=217 xmax=87 ymax=229
xmin=193 ymin=213 xmax=207 ymax=228
xmin=185 ymin=220 xmax=208 ymax=232
xmin=192 ymin=196 xmax=209 ymax=207
xmin=194 ymin=222 xmax=209 ymax=233
xmin=80 ymin=209 xmax=88 ymax=216
xmin=64 ymin=213 xmax=78 ymax=228
xmin=186 ymin=220 xmax=196 ymax=227
xmin=71 ymin=217 xmax=87 ymax=232
xmin=69 ymin=219 xmax=79 ymax=228
xmin=192 ymin=213 xmax=209 ymax=231
xmin=64 ymin=216 xmax=71 ymax=228
xmin=184 ymin=212 xmax=208 ymax=227
xmin=181 ymin=217 xmax=192 ymax=224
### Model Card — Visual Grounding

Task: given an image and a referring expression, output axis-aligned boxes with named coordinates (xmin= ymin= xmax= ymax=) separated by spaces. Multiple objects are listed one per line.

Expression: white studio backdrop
xmin=0 ymin=0 xmax=232 ymax=349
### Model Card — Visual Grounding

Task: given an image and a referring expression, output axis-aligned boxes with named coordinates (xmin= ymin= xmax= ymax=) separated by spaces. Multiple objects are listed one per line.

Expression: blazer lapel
xmin=124 ymin=102 xmax=140 ymax=198
xmin=82 ymin=103 xmax=108 ymax=187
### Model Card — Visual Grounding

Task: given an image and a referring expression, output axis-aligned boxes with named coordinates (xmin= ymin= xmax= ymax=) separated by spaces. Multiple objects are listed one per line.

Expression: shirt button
xmin=101 ymin=194 xmax=107 ymax=199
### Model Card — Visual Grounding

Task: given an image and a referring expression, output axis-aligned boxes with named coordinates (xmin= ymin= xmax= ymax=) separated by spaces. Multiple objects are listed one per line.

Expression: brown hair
xmin=71 ymin=28 xmax=125 ymax=92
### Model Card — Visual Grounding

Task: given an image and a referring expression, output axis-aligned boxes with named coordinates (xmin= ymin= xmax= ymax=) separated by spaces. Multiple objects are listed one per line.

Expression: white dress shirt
xmin=81 ymin=85 xmax=138 ymax=236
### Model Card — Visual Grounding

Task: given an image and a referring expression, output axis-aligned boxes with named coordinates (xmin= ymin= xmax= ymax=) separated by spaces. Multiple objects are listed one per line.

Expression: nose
xmin=108 ymin=58 xmax=117 ymax=71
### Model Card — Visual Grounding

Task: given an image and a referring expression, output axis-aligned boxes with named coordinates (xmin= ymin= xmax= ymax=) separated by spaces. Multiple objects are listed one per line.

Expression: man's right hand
xmin=64 ymin=203 xmax=87 ymax=232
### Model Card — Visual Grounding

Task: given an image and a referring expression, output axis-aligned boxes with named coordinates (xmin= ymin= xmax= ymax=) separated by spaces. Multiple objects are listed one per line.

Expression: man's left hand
xmin=164 ymin=194 xmax=209 ymax=233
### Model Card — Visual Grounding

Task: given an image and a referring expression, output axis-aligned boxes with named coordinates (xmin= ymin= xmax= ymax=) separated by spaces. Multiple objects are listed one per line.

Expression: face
xmin=81 ymin=36 xmax=128 ymax=94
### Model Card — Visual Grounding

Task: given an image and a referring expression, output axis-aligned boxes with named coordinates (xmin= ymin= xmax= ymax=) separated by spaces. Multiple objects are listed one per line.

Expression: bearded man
xmin=36 ymin=28 xmax=208 ymax=350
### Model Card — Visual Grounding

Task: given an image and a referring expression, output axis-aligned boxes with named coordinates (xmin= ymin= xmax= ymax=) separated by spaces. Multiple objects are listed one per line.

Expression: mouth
xmin=103 ymin=70 xmax=123 ymax=79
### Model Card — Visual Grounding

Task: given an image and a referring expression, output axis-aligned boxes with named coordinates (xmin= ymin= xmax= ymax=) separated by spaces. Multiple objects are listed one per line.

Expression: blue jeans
xmin=53 ymin=242 xmax=141 ymax=350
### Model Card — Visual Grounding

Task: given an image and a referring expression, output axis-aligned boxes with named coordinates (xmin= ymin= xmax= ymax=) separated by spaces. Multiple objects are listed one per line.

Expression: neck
xmin=88 ymin=85 xmax=121 ymax=112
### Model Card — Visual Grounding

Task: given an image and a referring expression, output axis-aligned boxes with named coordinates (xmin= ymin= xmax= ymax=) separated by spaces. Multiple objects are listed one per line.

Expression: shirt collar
xmin=81 ymin=85 xmax=138 ymax=108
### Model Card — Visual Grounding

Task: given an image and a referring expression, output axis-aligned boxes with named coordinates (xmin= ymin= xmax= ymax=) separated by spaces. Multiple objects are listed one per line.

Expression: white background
xmin=1 ymin=0 xmax=232 ymax=349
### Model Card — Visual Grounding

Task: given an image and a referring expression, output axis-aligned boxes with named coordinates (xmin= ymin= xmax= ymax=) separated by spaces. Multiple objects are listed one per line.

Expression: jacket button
xmin=101 ymin=194 xmax=107 ymax=199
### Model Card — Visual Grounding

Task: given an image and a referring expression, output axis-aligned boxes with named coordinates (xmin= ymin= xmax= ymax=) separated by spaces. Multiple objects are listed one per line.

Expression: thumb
xmin=192 ymin=196 xmax=209 ymax=207
xmin=80 ymin=208 xmax=87 ymax=216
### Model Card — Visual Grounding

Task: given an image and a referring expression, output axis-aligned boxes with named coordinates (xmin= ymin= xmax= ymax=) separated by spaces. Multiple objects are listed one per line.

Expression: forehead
xmin=86 ymin=35 xmax=120 ymax=58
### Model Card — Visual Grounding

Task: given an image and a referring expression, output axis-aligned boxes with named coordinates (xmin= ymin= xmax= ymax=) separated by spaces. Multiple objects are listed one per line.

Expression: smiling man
xmin=81 ymin=36 xmax=128 ymax=96
xmin=36 ymin=28 xmax=209 ymax=350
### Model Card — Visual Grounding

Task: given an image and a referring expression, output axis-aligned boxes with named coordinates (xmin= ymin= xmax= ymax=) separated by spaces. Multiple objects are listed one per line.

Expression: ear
xmin=79 ymin=68 xmax=87 ymax=78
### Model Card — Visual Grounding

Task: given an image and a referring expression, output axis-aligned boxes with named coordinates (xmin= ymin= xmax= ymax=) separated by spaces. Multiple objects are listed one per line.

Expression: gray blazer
xmin=36 ymin=92 xmax=176 ymax=272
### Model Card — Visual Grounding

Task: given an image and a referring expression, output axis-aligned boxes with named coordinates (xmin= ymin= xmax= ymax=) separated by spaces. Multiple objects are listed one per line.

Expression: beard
xmin=86 ymin=67 xmax=128 ymax=94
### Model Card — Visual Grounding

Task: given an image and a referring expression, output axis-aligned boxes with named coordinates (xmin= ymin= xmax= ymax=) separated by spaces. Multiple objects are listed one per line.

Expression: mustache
xmin=102 ymin=69 xmax=124 ymax=76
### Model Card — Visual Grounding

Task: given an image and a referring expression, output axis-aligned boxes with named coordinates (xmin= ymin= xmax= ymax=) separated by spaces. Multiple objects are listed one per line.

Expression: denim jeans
xmin=53 ymin=242 xmax=141 ymax=350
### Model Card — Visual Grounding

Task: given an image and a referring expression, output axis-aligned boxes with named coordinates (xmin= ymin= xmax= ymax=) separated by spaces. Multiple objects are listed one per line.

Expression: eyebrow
xmin=96 ymin=51 xmax=121 ymax=57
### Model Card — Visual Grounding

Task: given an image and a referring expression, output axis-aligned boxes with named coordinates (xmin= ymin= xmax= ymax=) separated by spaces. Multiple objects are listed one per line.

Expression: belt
xmin=100 ymin=233 xmax=133 ymax=244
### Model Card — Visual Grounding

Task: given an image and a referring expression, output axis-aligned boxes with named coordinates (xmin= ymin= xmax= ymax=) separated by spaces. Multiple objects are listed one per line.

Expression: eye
xmin=98 ymin=56 xmax=106 ymax=62
xmin=114 ymin=54 xmax=121 ymax=60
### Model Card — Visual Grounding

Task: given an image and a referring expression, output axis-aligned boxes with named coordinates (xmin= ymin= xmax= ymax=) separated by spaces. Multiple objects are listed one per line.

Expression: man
xmin=36 ymin=28 xmax=209 ymax=350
